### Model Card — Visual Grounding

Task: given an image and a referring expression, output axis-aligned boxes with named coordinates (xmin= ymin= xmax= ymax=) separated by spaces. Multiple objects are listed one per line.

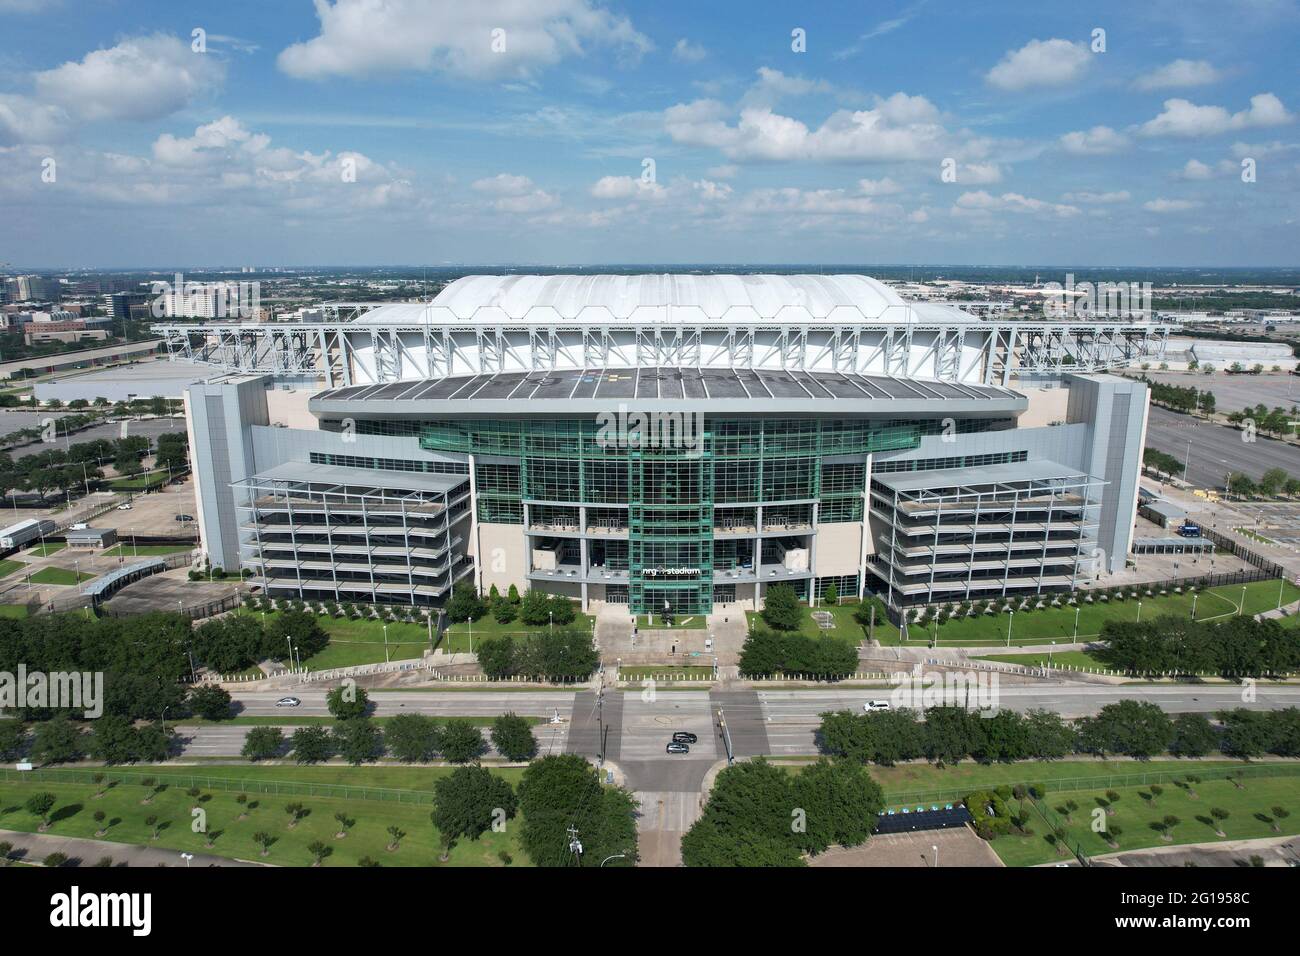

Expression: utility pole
xmin=566 ymin=825 xmax=583 ymax=866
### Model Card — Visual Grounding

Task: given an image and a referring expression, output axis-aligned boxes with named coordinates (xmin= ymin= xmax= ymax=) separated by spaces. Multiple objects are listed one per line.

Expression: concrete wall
xmin=815 ymin=522 xmax=864 ymax=576
xmin=186 ymin=375 xmax=270 ymax=572
xmin=1016 ymin=386 xmax=1072 ymax=428
xmin=472 ymin=522 xmax=527 ymax=596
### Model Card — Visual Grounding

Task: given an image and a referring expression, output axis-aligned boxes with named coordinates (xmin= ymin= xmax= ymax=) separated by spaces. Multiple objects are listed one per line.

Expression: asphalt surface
xmin=1143 ymin=405 xmax=1300 ymax=488
xmin=7 ymin=416 xmax=186 ymax=460
xmin=219 ymin=683 xmax=1300 ymax=766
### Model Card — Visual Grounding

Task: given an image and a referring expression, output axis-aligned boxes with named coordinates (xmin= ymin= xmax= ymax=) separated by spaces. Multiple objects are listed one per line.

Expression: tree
xmin=491 ymin=712 xmax=538 ymax=762
xmin=25 ymin=792 xmax=56 ymax=830
xmin=43 ymin=852 xmax=68 ymax=868
xmin=384 ymin=713 xmax=442 ymax=763
xmin=519 ymin=588 xmax=551 ymax=626
xmin=242 ymin=726 xmax=285 ymax=762
xmin=518 ymin=754 xmax=639 ymax=867
xmin=446 ymin=582 xmax=486 ymax=623
xmin=253 ymin=832 xmax=274 ymax=857
xmin=0 ymin=719 xmax=26 ymax=760
xmin=790 ymin=758 xmax=884 ymax=856
xmin=188 ymin=684 xmax=233 ymax=720
xmin=439 ymin=719 xmax=486 ymax=764
xmin=431 ymin=765 xmax=518 ymax=853
xmin=681 ymin=759 xmax=804 ymax=867
xmin=326 ymin=684 xmax=370 ymax=720
xmin=290 ymin=725 xmax=334 ymax=764
xmin=1170 ymin=713 xmax=1217 ymax=757
xmin=32 ymin=715 xmax=83 ymax=765
xmin=821 ymin=583 xmax=839 ymax=606
xmin=307 ymin=841 xmax=332 ymax=866
xmin=284 ymin=802 xmax=307 ymax=828
xmin=1077 ymin=700 xmax=1174 ymax=757
xmin=333 ymin=718 xmax=383 ymax=765
xmin=761 ymin=584 xmax=803 ymax=631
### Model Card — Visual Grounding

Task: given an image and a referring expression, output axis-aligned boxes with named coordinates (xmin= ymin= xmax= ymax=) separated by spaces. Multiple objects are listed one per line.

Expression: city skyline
xmin=1 ymin=0 xmax=1298 ymax=268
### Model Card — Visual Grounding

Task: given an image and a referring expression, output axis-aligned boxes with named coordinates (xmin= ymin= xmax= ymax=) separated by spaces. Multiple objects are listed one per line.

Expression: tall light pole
xmin=382 ymin=621 xmax=390 ymax=663
xmin=1006 ymin=609 xmax=1013 ymax=647
xmin=1240 ymin=585 xmax=1247 ymax=616
xmin=1073 ymin=604 xmax=1080 ymax=641
xmin=1191 ymin=591 xmax=1199 ymax=620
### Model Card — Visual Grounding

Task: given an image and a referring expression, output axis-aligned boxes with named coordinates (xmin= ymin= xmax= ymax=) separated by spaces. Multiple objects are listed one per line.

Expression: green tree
xmin=31 ymin=715 xmax=83 ymax=765
xmin=681 ymin=759 xmax=804 ymax=867
xmin=333 ymin=718 xmax=383 ymax=765
xmin=761 ymin=584 xmax=803 ymax=631
xmin=491 ymin=712 xmax=538 ymax=762
xmin=446 ymin=582 xmax=486 ymax=623
xmin=383 ymin=713 xmax=442 ymax=763
xmin=241 ymin=726 xmax=285 ymax=762
xmin=790 ymin=758 xmax=884 ymax=855
xmin=290 ymin=725 xmax=334 ymax=764
xmin=1170 ymin=713 xmax=1217 ymax=757
xmin=188 ymin=684 xmax=233 ymax=721
xmin=325 ymin=684 xmax=370 ymax=720
xmin=26 ymin=792 xmax=56 ymax=829
xmin=518 ymin=754 xmax=638 ymax=867
xmin=439 ymin=719 xmax=486 ymax=764
xmin=431 ymin=764 xmax=518 ymax=857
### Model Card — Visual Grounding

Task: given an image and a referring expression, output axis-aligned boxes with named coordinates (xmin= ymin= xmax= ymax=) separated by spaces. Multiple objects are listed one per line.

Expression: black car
xmin=666 ymin=742 xmax=690 ymax=755
xmin=671 ymin=732 xmax=698 ymax=744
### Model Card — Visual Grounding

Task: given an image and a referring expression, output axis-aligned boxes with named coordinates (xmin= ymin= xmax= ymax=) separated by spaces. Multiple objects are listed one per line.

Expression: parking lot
xmin=1143 ymin=370 xmax=1300 ymax=412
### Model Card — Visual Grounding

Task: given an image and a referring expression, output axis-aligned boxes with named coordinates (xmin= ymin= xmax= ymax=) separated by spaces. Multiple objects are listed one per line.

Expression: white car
xmin=116 ymin=504 xmax=132 ymax=511
xmin=863 ymin=699 xmax=891 ymax=712
xmin=275 ymin=697 xmax=301 ymax=708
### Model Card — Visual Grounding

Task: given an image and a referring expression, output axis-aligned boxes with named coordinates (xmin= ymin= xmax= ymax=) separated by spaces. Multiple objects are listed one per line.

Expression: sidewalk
xmin=0 ymin=828 xmax=262 ymax=867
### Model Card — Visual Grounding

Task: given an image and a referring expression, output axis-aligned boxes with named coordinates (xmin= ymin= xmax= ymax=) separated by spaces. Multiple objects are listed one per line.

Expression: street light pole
xmin=1073 ymin=604 xmax=1080 ymax=641
xmin=1006 ymin=609 xmax=1013 ymax=647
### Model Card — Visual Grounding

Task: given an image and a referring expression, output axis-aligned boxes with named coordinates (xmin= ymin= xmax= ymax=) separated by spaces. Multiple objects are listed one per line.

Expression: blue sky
xmin=1 ymin=0 xmax=1297 ymax=267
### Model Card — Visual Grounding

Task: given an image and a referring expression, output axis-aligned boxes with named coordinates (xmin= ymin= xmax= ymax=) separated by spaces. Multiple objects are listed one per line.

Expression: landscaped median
xmin=0 ymin=765 xmax=523 ymax=867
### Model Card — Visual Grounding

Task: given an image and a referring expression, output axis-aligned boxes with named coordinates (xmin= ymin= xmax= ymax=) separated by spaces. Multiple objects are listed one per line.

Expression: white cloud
xmin=953 ymin=190 xmax=1080 ymax=217
xmin=985 ymin=39 xmax=1091 ymax=92
xmin=33 ymin=34 xmax=224 ymax=123
xmin=664 ymin=91 xmax=953 ymax=163
xmin=0 ymin=93 xmax=70 ymax=145
xmin=1176 ymin=159 xmax=1214 ymax=180
xmin=277 ymin=0 xmax=652 ymax=81
xmin=739 ymin=67 xmax=834 ymax=108
xmin=152 ymin=116 xmax=270 ymax=168
xmin=590 ymin=175 xmax=665 ymax=200
xmin=490 ymin=189 xmax=558 ymax=213
xmin=1134 ymin=59 xmax=1224 ymax=91
xmin=737 ymin=187 xmax=885 ymax=216
xmin=1059 ymin=125 xmax=1129 ymax=155
xmin=1061 ymin=190 xmax=1131 ymax=203
xmin=856 ymin=176 xmax=904 ymax=196
xmin=671 ymin=38 xmax=707 ymax=63
xmin=958 ymin=162 xmax=1003 ymax=184
xmin=706 ymin=164 xmax=738 ymax=179
xmin=1139 ymin=94 xmax=1292 ymax=138
xmin=1143 ymin=197 xmax=1201 ymax=212
xmin=471 ymin=173 xmax=535 ymax=195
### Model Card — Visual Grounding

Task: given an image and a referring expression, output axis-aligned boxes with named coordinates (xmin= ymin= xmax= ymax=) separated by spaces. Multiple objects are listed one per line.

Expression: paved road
xmin=1143 ymin=405 xmax=1300 ymax=488
xmin=232 ymin=689 xmax=576 ymax=720
xmin=7 ymin=416 xmax=186 ymax=460
xmin=0 ymin=828 xmax=258 ymax=867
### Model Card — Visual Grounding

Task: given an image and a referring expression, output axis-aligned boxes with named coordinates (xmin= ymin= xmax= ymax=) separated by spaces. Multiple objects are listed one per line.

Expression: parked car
xmin=863 ymin=699 xmax=891 ymax=712
xmin=116 ymin=504 xmax=132 ymax=511
xmin=275 ymin=697 xmax=301 ymax=708
xmin=175 ymin=514 xmax=195 ymax=522
xmin=665 ymin=742 xmax=690 ymax=754
xmin=671 ymin=732 xmax=698 ymax=744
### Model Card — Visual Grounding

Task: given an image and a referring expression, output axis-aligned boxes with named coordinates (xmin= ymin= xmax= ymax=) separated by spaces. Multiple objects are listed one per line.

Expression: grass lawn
xmin=883 ymin=579 xmax=1300 ymax=647
xmin=635 ymin=614 xmax=706 ymax=630
xmin=0 ymin=559 xmax=25 ymax=579
xmin=0 ymin=604 xmax=28 ymax=619
xmin=25 ymin=542 xmax=64 ymax=557
xmin=443 ymin=612 xmax=595 ymax=653
xmin=988 ymin=774 xmax=1300 ymax=867
xmin=746 ymin=601 xmax=895 ymax=645
xmin=236 ymin=609 xmax=432 ymax=669
xmin=102 ymin=543 xmax=195 ymax=557
xmin=0 ymin=773 xmax=526 ymax=867
xmin=980 ymin=649 xmax=1107 ymax=670
xmin=109 ymin=472 xmax=170 ymax=491
xmin=28 ymin=566 xmax=95 ymax=586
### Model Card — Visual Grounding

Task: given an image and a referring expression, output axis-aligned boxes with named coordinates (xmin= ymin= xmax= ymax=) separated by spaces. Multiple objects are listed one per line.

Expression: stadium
xmin=163 ymin=274 xmax=1168 ymax=616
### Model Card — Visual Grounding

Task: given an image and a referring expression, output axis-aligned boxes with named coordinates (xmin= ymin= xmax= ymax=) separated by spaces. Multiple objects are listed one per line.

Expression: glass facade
xmin=412 ymin=416 xmax=921 ymax=613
